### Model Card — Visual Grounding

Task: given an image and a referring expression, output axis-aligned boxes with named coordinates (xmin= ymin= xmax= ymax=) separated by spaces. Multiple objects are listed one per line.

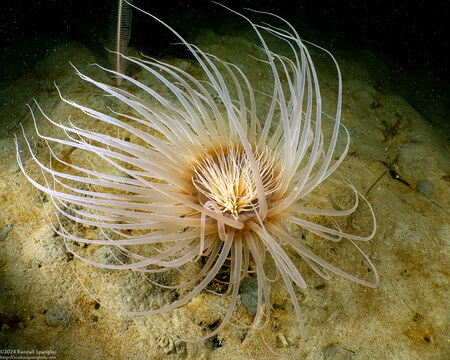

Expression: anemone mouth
xmin=192 ymin=144 xmax=282 ymax=223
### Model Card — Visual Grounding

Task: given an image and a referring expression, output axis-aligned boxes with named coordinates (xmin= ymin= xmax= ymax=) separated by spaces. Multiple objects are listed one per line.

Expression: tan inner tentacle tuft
xmin=192 ymin=144 xmax=282 ymax=221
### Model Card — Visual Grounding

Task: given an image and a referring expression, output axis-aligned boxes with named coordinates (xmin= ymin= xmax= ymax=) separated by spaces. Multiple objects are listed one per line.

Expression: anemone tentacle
xmin=15 ymin=3 xmax=378 ymax=356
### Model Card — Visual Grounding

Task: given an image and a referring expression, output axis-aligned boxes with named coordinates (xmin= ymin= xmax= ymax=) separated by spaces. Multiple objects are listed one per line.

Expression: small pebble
xmin=45 ymin=305 xmax=69 ymax=327
xmin=0 ymin=223 xmax=14 ymax=241
xmin=416 ymin=180 xmax=433 ymax=198
xmin=93 ymin=245 xmax=126 ymax=265
xmin=323 ymin=344 xmax=355 ymax=359
xmin=37 ymin=238 xmax=66 ymax=264
xmin=239 ymin=279 xmax=259 ymax=316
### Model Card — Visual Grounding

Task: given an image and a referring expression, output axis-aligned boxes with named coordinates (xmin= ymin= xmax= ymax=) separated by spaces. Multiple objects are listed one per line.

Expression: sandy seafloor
xmin=0 ymin=11 xmax=449 ymax=360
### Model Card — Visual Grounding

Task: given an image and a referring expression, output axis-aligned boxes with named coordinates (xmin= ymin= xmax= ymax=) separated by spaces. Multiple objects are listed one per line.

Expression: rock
xmin=45 ymin=305 xmax=69 ymax=327
xmin=93 ymin=245 xmax=127 ymax=265
xmin=239 ymin=278 xmax=259 ymax=316
xmin=416 ymin=180 xmax=433 ymax=198
xmin=0 ymin=223 xmax=14 ymax=241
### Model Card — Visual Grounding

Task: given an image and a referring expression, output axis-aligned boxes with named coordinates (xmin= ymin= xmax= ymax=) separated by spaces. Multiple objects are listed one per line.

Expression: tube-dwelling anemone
xmin=15 ymin=3 xmax=379 ymax=356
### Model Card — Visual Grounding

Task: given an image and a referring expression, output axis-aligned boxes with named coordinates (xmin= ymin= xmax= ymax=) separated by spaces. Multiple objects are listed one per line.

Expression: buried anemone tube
xmin=15 ymin=2 xmax=379 ymax=357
